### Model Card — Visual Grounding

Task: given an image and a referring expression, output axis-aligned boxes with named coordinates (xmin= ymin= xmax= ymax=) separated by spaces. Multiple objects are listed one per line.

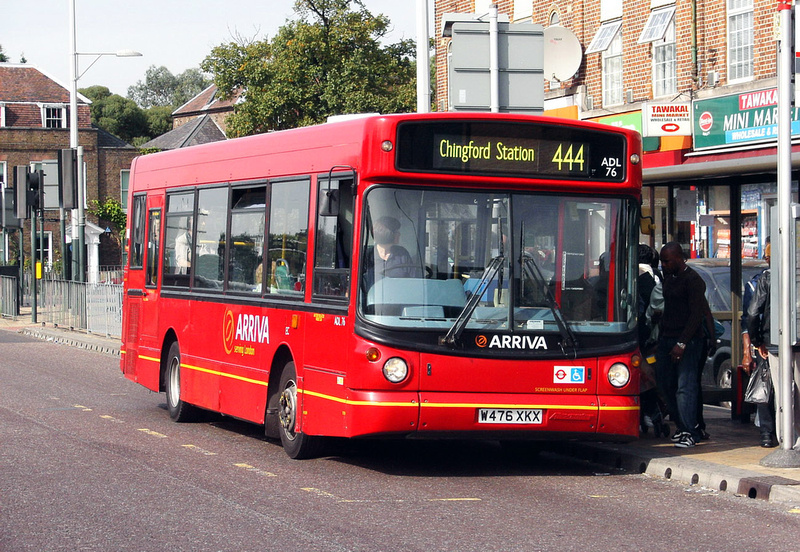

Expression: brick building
xmin=0 ymin=63 xmax=137 ymax=277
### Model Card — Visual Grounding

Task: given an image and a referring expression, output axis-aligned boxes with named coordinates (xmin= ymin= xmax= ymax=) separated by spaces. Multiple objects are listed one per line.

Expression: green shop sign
xmin=591 ymin=111 xmax=659 ymax=152
xmin=693 ymin=88 xmax=800 ymax=150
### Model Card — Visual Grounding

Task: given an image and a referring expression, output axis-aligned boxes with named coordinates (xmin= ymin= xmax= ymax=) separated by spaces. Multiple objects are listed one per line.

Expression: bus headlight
xmin=383 ymin=357 xmax=409 ymax=383
xmin=608 ymin=363 xmax=630 ymax=388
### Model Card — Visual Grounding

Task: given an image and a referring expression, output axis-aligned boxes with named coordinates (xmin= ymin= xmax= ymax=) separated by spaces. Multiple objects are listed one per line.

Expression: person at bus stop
xmin=363 ymin=216 xmax=418 ymax=290
xmin=655 ymin=242 xmax=709 ymax=448
xmin=746 ymin=242 xmax=777 ymax=447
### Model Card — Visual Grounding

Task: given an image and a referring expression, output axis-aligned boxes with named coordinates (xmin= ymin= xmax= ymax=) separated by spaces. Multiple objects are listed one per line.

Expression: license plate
xmin=478 ymin=408 xmax=543 ymax=424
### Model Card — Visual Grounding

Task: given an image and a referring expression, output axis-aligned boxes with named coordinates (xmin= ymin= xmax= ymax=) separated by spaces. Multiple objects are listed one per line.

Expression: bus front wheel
xmin=165 ymin=341 xmax=199 ymax=422
xmin=278 ymin=362 xmax=323 ymax=459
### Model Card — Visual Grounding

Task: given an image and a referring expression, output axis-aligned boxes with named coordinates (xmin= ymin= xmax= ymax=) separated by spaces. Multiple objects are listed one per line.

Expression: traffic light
xmin=13 ymin=166 xmax=45 ymax=219
xmin=29 ymin=170 xmax=44 ymax=210
xmin=58 ymin=148 xmax=77 ymax=209
xmin=14 ymin=166 xmax=28 ymax=219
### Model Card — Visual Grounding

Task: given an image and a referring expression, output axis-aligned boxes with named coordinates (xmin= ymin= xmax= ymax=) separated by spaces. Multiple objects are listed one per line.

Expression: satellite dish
xmin=543 ymin=26 xmax=582 ymax=82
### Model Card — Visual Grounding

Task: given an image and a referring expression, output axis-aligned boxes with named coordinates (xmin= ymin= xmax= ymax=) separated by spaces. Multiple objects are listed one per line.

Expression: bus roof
xmin=130 ymin=112 xmax=642 ymax=194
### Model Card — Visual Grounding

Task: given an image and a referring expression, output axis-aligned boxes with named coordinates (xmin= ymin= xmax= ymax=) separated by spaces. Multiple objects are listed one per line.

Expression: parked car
xmin=687 ymin=258 xmax=768 ymax=404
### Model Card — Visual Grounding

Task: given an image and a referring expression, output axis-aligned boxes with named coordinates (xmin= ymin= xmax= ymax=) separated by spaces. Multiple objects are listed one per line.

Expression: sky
xmin=0 ymin=0 xmax=432 ymax=97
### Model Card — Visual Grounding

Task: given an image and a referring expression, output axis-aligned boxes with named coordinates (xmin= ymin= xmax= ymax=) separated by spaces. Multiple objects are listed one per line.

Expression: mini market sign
xmin=693 ymin=87 xmax=800 ymax=150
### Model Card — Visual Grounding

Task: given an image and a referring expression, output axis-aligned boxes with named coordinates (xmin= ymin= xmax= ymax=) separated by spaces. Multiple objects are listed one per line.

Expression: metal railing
xmin=38 ymin=279 xmax=123 ymax=337
xmin=1 ymin=276 xmax=19 ymax=318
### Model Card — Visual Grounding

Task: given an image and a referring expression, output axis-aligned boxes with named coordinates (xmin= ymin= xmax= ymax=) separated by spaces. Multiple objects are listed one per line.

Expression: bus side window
xmin=267 ymin=179 xmax=310 ymax=297
xmin=228 ymin=185 xmax=266 ymax=294
xmin=129 ymin=194 xmax=147 ymax=269
xmin=192 ymin=187 xmax=228 ymax=289
xmin=163 ymin=191 xmax=195 ymax=287
xmin=145 ymin=209 xmax=161 ymax=287
xmin=313 ymin=177 xmax=353 ymax=298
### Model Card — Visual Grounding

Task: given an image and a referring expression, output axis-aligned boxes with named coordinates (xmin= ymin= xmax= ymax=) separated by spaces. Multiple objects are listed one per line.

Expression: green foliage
xmin=88 ymin=198 xmax=127 ymax=242
xmin=127 ymin=65 xmax=210 ymax=109
xmin=0 ymin=45 xmax=9 ymax=63
xmin=145 ymin=105 xmax=174 ymax=137
xmin=80 ymin=86 xmax=150 ymax=143
xmin=202 ymin=0 xmax=416 ymax=136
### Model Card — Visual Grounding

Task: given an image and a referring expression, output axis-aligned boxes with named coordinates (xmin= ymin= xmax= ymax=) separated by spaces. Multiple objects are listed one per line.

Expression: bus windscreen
xmin=395 ymin=121 xmax=628 ymax=182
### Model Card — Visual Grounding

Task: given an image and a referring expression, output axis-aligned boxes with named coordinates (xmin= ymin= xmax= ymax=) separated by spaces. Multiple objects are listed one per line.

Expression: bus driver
xmin=363 ymin=216 xmax=419 ymax=290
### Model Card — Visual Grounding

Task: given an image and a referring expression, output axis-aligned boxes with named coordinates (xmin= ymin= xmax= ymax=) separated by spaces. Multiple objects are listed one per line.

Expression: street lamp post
xmin=68 ymin=0 xmax=140 ymax=282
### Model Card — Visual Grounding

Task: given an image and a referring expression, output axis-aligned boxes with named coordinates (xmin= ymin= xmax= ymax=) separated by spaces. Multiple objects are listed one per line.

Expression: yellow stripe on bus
xmin=300 ymin=389 xmax=638 ymax=412
xmin=181 ymin=363 xmax=269 ymax=387
xmin=129 ymin=355 xmax=638 ymax=413
xmin=300 ymin=389 xmax=417 ymax=407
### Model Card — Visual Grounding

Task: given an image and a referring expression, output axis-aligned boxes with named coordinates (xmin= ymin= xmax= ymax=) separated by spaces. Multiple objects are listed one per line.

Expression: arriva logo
xmin=475 ymin=334 xmax=548 ymax=350
xmin=223 ymin=310 xmax=269 ymax=356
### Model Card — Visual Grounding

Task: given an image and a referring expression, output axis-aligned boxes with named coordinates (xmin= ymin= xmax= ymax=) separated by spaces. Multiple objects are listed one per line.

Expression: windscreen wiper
xmin=440 ymin=255 xmax=504 ymax=347
xmin=520 ymin=253 xmax=578 ymax=357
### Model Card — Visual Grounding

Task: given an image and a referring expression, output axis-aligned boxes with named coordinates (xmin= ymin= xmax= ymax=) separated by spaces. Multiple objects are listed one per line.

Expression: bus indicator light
xmin=366 ymin=348 xmax=381 ymax=362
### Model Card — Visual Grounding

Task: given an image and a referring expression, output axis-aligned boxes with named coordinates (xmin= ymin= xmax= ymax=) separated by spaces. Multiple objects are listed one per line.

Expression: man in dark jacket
xmin=655 ymin=242 xmax=710 ymax=448
xmin=746 ymin=268 xmax=777 ymax=447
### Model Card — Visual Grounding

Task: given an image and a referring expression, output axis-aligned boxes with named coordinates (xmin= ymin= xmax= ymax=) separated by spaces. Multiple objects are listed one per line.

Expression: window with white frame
xmin=639 ymin=5 xmax=675 ymax=44
xmin=35 ymin=231 xmax=54 ymax=271
xmin=121 ymin=170 xmax=130 ymax=211
xmin=0 ymin=103 xmax=5 ymax=127
xmin=586 ymin=19 xmax=622 ymax=55
xmin=42 ymin=105 xmax=66 ymax=129
xmin=652 ymin=19 xmax=677 ymax=97
xmin=728 ymin=0 xmax=753 ymax=82
xmin=602 ymin=29 xmax=624 ymax=106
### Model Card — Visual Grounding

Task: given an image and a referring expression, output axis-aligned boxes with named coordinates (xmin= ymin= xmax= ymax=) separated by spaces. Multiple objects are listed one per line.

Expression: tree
xmin=87 ymin=198 xmax=126 ymax=247
xmin=0 ymin=45 xmax=8 ymax=62
xmin=128 ymin=65 xmax=210 ymax=109
xmin=202 ymin=0 xmax=416 ymax=136
xmin=80 ymin=86 xmax=150 ymax=143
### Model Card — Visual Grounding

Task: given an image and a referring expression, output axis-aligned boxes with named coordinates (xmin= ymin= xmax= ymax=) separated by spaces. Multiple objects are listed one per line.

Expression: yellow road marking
xmin=138 ymin=428 xmax=167 ymax=438
xmin=182 ymin=444 xmax=217 ymax=456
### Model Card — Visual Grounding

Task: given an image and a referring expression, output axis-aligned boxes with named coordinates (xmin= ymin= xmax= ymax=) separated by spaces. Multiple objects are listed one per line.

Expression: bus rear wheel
xmin=278 ymin=362 xmax=323 ymax=459
xmin=165 ymin=341 xmax=199 ymax=422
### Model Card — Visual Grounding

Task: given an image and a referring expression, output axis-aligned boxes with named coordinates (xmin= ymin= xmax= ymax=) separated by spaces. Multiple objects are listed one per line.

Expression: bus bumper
xmin=415 ymin=392 xmax=639 ymax=440
xmin=309 ymin=389 xmax=639 ymax=440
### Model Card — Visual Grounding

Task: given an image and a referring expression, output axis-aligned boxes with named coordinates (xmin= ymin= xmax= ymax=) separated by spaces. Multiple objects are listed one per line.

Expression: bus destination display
xmin=396 ymin=121 xmax=627 ymax=182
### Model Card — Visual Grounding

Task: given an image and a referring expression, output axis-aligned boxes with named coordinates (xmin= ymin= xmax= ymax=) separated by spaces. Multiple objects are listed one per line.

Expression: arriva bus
xmin=121 ymin=113 xmax=644 ymax=458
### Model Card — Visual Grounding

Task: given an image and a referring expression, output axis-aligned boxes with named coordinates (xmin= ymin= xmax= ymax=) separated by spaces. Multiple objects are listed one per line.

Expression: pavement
xmin=3 ymin=311 xmax=800 ymax=507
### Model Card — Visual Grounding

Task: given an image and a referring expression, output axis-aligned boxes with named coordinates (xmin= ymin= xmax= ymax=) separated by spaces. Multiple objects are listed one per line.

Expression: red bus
xmin=121 ymin=113 xmax=644 ymax=458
